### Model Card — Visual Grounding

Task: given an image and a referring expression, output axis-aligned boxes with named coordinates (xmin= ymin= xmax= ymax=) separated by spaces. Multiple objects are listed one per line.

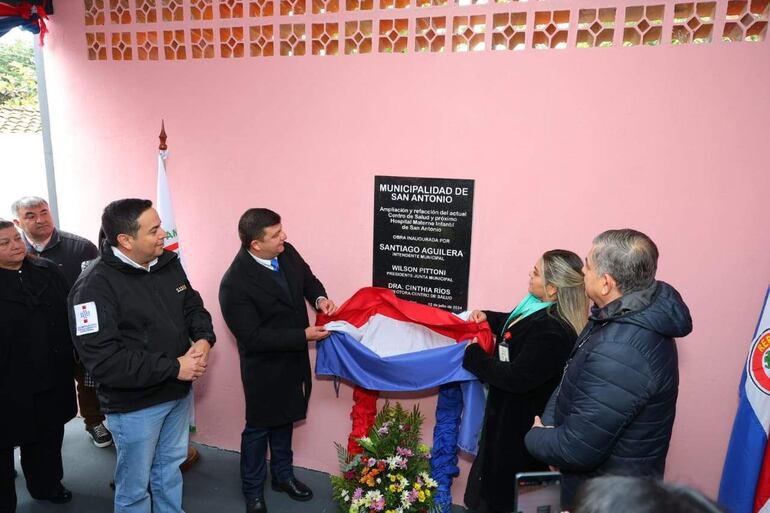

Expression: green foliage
xmin=360 ymin=403 xmax=425 ymax=460
xmin=0 ymin=39 xmax=38 ymax=107
xmin=330 ymin=401 xmax=438 ymax=513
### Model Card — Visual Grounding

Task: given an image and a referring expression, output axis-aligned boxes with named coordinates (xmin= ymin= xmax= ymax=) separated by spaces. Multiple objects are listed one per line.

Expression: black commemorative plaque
xmin=373 ymin=176 xmax=474 ymax=313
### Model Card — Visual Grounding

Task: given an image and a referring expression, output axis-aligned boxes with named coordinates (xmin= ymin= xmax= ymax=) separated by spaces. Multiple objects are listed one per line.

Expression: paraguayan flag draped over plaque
xmin=315 ymin=287 xmax=495 ymax=512
xmin=719 ymin=287 xmax=770 ymax=513
xmin=315 ymin=287 xmax=493 ymax=397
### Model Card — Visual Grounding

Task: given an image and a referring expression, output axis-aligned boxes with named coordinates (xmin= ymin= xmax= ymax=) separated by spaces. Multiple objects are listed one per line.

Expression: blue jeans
xmin=240 ymin=423 xmax=294 ymax=500
xmin=106 ymin=392 xmax=192 ymax=513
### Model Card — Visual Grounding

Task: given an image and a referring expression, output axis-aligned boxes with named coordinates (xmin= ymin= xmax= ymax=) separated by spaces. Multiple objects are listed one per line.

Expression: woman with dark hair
xmin=462 ymin=249 xmax=589 ymax=513
xmin=573 ymin=476 xmax=726 ymax=513
xmin=0 ymin=220 xmax=76 ymax=512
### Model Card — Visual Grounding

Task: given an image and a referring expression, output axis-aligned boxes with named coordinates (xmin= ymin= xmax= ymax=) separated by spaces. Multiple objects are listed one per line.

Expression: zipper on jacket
xmin=551 ymin=320 xmax=609 ymax=404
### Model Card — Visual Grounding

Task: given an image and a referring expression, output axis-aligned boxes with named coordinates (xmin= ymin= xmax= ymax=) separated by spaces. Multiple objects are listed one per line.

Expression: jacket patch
xmin=74 ymin=302 xmax=99 ymax=335
xmin=176 ymin=284 xmax=187 ymax=293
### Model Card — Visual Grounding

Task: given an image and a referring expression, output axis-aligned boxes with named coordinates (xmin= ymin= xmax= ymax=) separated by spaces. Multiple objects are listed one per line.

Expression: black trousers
xmin=240 ymin=422 xmax=294 ymax=500
xmin=0 ymin=425 xmax=65 ymax=513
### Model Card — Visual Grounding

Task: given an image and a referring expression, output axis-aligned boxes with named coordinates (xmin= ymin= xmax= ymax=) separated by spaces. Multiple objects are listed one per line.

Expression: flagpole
xmin=155 ymin=121 xmax=196 ymax=433
xmin=156 ymin=122 xmax=182 ymax=260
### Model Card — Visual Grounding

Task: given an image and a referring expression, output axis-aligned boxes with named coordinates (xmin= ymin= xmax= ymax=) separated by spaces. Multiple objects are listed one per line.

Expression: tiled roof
xmin=0 ymin=106 xmax=41 ymax=134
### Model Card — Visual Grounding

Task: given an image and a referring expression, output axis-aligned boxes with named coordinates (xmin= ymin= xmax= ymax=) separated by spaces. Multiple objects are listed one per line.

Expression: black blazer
xmin=0 ymin=257 xmax=76 ymax=447
xmin=462 ymin=305 xmax=576 ymax=512
xmin=219 ymin=243 xmax=327 ymax=427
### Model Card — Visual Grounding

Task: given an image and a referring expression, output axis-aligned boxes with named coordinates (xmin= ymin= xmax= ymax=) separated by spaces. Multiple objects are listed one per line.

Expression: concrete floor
xmin=12 ymin=418 xmax=467 ymax=513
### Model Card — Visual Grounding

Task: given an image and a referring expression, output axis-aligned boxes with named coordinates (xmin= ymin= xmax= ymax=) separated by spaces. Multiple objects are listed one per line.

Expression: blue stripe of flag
xmin=315 ymin=331 xmax=485 ymax=454
xmin=719 ymin=287 xmax=770 ymax=513
xmin=718 ymin=370 xmax=768 ymax=513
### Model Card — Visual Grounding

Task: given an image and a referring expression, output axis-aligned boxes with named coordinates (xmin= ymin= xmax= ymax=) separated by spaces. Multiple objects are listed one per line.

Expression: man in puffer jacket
xmin=525 ymin=229 xmax=693 ymax=509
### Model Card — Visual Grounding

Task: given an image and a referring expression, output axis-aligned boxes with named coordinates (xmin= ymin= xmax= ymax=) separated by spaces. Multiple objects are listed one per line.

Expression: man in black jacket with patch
xmin=525 ymin=229 xmax=693 ymax=509
xmin=68 ymin=199 xmax=215 ymax=513
xmin=12 ymin=196 xmax=111 ymax=448
xmin=219 ymin=208 xmax=337 ymax=513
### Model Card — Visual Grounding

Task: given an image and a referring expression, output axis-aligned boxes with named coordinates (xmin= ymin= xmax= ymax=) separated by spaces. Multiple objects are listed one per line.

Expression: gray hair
xmin=11 ymin=196 xmax=48 ymax=217
xmin=591 ymin=229 xmax=658 ymax=294
xmin=573 ymin=476 xmax=725 ymax=513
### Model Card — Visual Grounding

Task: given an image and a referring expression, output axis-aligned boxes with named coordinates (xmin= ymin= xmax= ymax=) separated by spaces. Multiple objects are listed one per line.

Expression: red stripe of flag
xmin=754 ymin=443 xmax=770 ymax=513
xmin=164 ymin=242 xmax=179 ymax=252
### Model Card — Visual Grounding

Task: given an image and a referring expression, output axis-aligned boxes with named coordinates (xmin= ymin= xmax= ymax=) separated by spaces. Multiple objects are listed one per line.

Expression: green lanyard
xmin=499 ymin=293 xmax=553 ymax=338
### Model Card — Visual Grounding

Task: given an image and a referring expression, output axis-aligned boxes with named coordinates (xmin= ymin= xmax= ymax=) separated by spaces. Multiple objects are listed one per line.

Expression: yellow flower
xmin=415 ymin=483 xmax=422 ymax=491
xmin=418 ymin=491 xmax=426 ymax=502
xmin=426 ymin=490 xmax=432 ymax=497
xmin=389 ymin=475 xmax=396 ymax=482
xmin=389 ymin=485 xmax=396 ymax=492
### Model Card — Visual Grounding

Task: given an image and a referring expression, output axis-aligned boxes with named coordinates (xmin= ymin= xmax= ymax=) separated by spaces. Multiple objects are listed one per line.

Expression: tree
xmin=0 ymin=38 xmax=37 ymax=107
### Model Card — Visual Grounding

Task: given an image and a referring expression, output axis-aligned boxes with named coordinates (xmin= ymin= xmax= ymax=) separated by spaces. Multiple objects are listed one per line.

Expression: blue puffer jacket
xmin=524 ymin=281 xmax=692 ymax=508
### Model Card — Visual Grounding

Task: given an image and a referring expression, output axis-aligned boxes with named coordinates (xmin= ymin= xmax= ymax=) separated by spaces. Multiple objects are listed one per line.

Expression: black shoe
xmin=271 ymin=478 xmax=313 ymax=501
xmin=31 ymin=484 xmax=73 ymax=504
xmin=87 ymin=422 xmax=113 ymax=448
xmin=246 ymin=496 xmax=267 ymax=513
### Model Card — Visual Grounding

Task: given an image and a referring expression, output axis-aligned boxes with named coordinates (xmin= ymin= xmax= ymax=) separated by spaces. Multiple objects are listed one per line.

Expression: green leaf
xmin=0 ymin=38 xmax=37 ymax=107
xmin=335 ymin=442 xmax=350 ymax=469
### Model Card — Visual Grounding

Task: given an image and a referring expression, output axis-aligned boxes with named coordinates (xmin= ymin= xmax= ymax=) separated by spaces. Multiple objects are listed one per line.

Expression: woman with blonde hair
xmin=463 ymin=249 xmax=588 ymax=513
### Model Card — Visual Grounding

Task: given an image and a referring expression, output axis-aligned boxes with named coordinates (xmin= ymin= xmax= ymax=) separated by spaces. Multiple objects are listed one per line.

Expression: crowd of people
xmin=0 ymin=195 xmax=718 ymax=513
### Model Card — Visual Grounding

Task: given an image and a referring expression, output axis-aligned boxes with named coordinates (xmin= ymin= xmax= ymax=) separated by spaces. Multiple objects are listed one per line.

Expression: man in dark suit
xmin=219 ymin=208 xmax=336 ymax=513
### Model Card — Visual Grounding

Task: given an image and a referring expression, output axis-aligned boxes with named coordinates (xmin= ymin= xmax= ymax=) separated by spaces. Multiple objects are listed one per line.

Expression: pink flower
xmin=367 ymin=458 xmax=377 ymax=467
xmin=353 ymin=488 xmax=363 ymax=500
xmin=396 ymin=447 xmax=413 ymax=458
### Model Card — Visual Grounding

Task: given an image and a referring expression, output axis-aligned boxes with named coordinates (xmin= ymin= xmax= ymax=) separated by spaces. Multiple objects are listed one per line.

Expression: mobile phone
xmin=514 ymin=471 xmax=562 ymax=513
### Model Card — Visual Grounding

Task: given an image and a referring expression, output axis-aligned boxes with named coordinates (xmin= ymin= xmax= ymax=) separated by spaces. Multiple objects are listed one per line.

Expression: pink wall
xmin=43 ymin=1 xmax=769 ymax=504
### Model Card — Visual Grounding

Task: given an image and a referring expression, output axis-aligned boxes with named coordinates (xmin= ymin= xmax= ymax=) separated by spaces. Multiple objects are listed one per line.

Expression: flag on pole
xmin=156 ymin=149 xmax=185 ymax=269
xmin=719 ymin=286 xmax=770 ymax=513
xmin=156 ymin=146 xmax=195 ymax=430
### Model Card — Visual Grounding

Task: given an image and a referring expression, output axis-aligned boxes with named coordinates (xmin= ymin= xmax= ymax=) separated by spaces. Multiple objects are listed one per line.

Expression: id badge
xmin=498 ymin=341 xmax=510 ymax=362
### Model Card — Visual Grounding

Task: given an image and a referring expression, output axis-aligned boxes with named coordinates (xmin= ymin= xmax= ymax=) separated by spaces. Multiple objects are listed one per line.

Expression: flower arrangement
xmin=331 ymin=402 xmax=439 ymax=513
